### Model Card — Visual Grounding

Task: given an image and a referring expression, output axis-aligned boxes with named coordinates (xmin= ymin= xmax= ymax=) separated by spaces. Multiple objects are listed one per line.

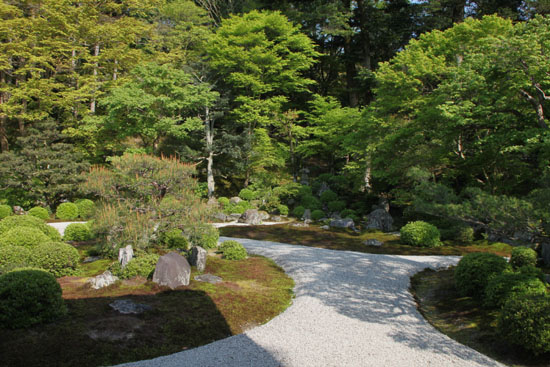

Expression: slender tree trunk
xmin=0 ymin=72 xmax=9 ymax=152
xmin=205 ymin=106 xmax=215 ymax=198
xmin=90 ymin=43 xmax=100 ymax=114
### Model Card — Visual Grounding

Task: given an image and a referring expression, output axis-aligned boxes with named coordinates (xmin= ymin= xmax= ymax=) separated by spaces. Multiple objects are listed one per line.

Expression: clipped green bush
xmin=292 ymin=205 xmax=306 ymax=218
xmin=220 ymin=240 xmax=247 ymax=260
xmin=56 ymin=202 xmax=79 ymax=220
xmin=510 ymin=247 xmax=538 ymax=269
xmin=498 ymin=293 xmax=550 ymax=355
xmin=0 ymin=246 xmax=33 ymax=273
xmin=0 ymin=269 xmax=66 ymax=329
xmin=31 ymin=242 xmax=80 ymax=277
xmin=484 ymin=271 xmax=547 ymax=308
xmin=0 ymin=205 xmax=12 ymax=220
xmin=239 ymin=188 xmax=256 ymax=201
xmin=75 ymin=199 xmax=95 ymax=219
xmin=454 ymin=252 xmax=509 ymax=298
xmin=320 ymin=190 xmax=338 ymax=204
xmin=300 ymin=194 xmax=322 ymax=210
xmin=63 ymin=223 xmax=93 ymax=242
xmin=162 ymin=228 xmax=189 ymax=250
xmin=187 ymin=224 xmax=219 ymax=250
xmin=0 ymin=227 xmax=50 ymax=247
xmin=28 ymin=207 xmax=50 ymax=220
xmin=400 ymin=221 xmax=441 ymax=248
xmin=311 ymin=210 xmax=325 ymax=221
xmin=277 ymin=204 xmax=289 ymax=216
xmin=327 ymin=200 xmax=346 ymax=213
xmin=218 ymin=197 xmax=230 ymax=206
xmin=111 ymin=253 xmax=160 ymax=279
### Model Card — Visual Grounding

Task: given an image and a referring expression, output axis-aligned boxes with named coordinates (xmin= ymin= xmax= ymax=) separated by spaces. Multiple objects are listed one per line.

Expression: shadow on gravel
xmin=230 ymin=237 xmax=500 ymax=366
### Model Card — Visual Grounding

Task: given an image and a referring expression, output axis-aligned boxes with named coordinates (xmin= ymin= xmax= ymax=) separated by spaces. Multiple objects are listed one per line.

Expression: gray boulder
xmin=363 ymin=239 xmax=383 ymax=247
xmin=195 ymin=274 xmax=223 ymax=284
xmin=152 ymin=252 xmax=191 ymax=289
xmin=542 ymin=242 xmax=550 ymax=266
xmin=330 ymin=218 xmax=355 ymax=229
xmin=189 ymin=246 xmax=207 ymax=272
xmin=238 ymin=209 xmax=263 ymax=225
xmin=365 ymin=209 xmax=393 ymax=232
xmin=88 ymin=271 xmax=119 ymax=290
xmin=109 ymin=299 xmax=152 ymax=315
xmin=118 ymin=245 xmax=134 ymax=269
xmin=229 ymin=196 xmax=242 ymax=204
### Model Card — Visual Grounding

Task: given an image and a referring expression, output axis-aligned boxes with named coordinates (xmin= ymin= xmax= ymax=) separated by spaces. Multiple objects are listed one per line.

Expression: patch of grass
xmin=219 ymin=224 xmax=513 ymax=256
xmin=410 ymin=268 xmax=550 ymax=367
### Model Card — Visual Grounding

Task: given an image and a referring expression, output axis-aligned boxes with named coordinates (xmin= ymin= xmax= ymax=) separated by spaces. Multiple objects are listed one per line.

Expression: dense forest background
xmin=1 ymin=0 xmax=550 ymax=241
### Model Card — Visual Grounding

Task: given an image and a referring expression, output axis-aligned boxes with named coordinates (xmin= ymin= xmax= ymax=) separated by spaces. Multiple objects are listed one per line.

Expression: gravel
xmin=117 ymin=237 xmax=502 ymax=367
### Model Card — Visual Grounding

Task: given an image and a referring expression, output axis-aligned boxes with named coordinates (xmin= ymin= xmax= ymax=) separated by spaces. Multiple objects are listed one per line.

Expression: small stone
xmin=189 ymin=246 xmax=207 ymax=272
xmin=118 ymin=245 xmax=134 ymax=269
xmin=152 ymin=252 xmax=191 ymax=289
xmin=363 ymin=239 xmax=383 ymax=247
xmin=109 ymin=299 xmax=152 ymax=315
xmin=88 ymin=271 xmax=119 ymax=290
xmin=195 ymin=274 xmax=223 ymax=284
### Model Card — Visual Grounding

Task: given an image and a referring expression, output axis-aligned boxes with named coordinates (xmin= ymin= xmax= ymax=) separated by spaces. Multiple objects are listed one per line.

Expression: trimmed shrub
xmin=63 ymin=223 xmax=93 ymax=242
xmin=311 ymin=210 xmax=325 ymax=221
xmin=28 ymin=207 xmax=50 ymax=220
xmin=0 ymin=205 xmax=12 ymax=220
xmin=0 ymin=227 xmax=50 ymax=247
xmin=400 ymin=221 xmax=441 ymax=248
xmin=220 ymin=240 xmax=247 ymax=260
xmin=56 ymin=202 xmax=79 ymax=220
xmin=239 ymin=188 xmax=256 ymax=201
xmin=327 ymin=200 xmax=346 ymax=213
xmin=31 ymin=242 xmax=80 ymax=277
xmin=162 ymin=228 xmax=189 ymax=250
xmin=111 ymin=253 xmax=160 ymax=279
xmin=498 ymin=293 xmax=550 ymax=355
xmin=292 ymin=205 xmax=305 ymax=218
xmin=510 ymin=247 xmax=538 ymax=269
xmin=455 ymin=252 xmax=509 ymax=298
xmin=0 ymin=246 xmax=33 ymax=273
xmin=300 ymin=194 xmax=322 ymax=210
xmin=484 ymin=271 xmax=547 ymax=308
xmin=277 ymin=204 xmax=289 ymax=216
xmin=218 ymin=197 xmax=230 ymax=206
xmin=0 ymin=269 xmax=66 ymax=329
xmin=320 ymin=190 xmax=338 ymax=204
xmin=187 ymin=224 xmax=219 ymax=250
xmin=75 ymin=199 xmax=95 ymax=219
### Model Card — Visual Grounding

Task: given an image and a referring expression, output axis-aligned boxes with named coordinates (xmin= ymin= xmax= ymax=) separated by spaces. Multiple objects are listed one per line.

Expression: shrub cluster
xmin=64 ymin=223 xmax=93 ymax=242
xmin=510 ymin=247 xmax=537 ymax=269
xmin=454 ymin=252 xmax=508 ymax=298
xmin=219 ymin=240 xmax=247 ymax=260
xmin=0 ymin=269 xmax=66 ymax=329
xmin=0 ymin=205 xmax=12 ymax=220
xmin=400 ymin=221 xmax=441 ymax=248
xmin=28 ymin=207 xmax=50 ymax=220
xmin=111 ymin=253 xmax=159 ymax=279
xmin=0 ymin=227 xmax=50 ymax=247
xmin=75 ymin=199 xmax=95 ymax=219
xmin=162 ymin=228 xmax=189 ymax=250
xmin=56 ymin=202 xmax=79 ymax=220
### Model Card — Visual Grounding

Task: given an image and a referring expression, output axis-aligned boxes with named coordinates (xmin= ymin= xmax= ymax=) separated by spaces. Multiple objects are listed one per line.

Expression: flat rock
xmin=109 ymin=299 xmax=152 ymax=315
xmin=152 ymin=252 xmax=191 ymax=289
xmin=88 ymin=270 xmax=119 ymax=290
xmin=195 ymin=274 xmax=223 ymax=284
xmin=189 ymin=246 xmax=207 ymax=272
xmin=363 ymin=239 xmax=383 ymax=247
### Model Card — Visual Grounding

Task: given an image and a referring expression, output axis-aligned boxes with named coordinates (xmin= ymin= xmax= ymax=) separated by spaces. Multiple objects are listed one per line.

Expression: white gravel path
xmin=117 ymin=237 xmax=503 ymax=367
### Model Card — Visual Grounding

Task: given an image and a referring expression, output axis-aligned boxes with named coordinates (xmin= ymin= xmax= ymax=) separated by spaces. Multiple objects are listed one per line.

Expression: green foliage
xmin=311 ymin=210 xmax=325 ymax=221
xmin=28 ymin=207 xmax=50 ymax=220
xmin=320 ymin=190 xmax=338 ymax=204
xmin=219 ymin=240 xmax=247 ymax=260
xmin=0 ymin=205 xmax=12 ymax=220
xmin=186 ymin=224 xmax=219 ymax=250
xmin=0 ymin=246 xmax=33 ymax=274
xmin=498 ymin=293 xmax=550 ymax=355
xmin=327 ymin=200 xmax=346 ymax=213
xmin=0 ymin=269 xmax=66 ymax=329
xmin=400 ymin=221 xmax=441 ymax=248
xmin=455 ymin=253 xmax=509 ymax=298
xmin=0 ymin=227 xmax=50 ymax=248
xmin=111 ymin=253 xmax=160 ymax=280
xmin=292 ymin=206 xmax=306 ymax=218
xmin=277 ymin=204 xmax=289 ymax=216
xmin=75 ymin=199 xmax=95 ymax=220
xmin=63 ymin=223 xmax=93 ymax=242
xmin=484 ymin=270 xmax=547 ymax=308
xmin=218 ymin=197 xmax=230 ymax=206
xmin=56 ymin=203 xmax=79 ymax=220
xmin=300 ymin=195 xmax=322 ymax=210
xmin=510 ymin=247 xmax=538 ymax=269
xmin=162 ymin=228 xmax=189 ymax=250
xmin=239 ymin=188 xmax=256 ymax=201
xmin=30 ymin=242 xmax=80 ymax=278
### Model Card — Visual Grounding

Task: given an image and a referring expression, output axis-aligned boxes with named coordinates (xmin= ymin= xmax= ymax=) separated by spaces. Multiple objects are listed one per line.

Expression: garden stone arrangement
xmin=119 ymin=238 xmax=502 ymax=367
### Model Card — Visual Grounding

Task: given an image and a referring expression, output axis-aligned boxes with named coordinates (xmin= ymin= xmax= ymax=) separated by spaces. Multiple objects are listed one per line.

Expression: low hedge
xmin=510 ymin=247 xmax=538 ymax=269
xmin=63 ymin=223 xmax=93 ymax=242
xmin=0 ymin=268 xmax=66 ymax=329
xmin=400 ymin=221 xmax=441 ymax=248
xmin=454 ymin=252 xmax=509 ymax=298
xmin=56 ymin=202 xmax=79 ymax=220
xmin=28 ymin=207 xmax=50 ymax=220
xmin=219 ymin=240 xmax=247 ymax=260
xmin=0 ymin=227 xmax=50 ymax=247
xmin=31 ymin=242 xmax=80 ymax=277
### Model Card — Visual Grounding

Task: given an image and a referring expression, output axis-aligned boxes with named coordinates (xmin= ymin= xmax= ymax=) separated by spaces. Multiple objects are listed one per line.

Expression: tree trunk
xmin=90 ymin=43 xmax=100 ymax=114
xmin=205 ymin=106 xmax=215 ymax=198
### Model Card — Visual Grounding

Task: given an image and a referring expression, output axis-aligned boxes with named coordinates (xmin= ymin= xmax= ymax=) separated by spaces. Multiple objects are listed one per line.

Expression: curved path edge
xmin=116 ymin=237 xmax=503 ymax=367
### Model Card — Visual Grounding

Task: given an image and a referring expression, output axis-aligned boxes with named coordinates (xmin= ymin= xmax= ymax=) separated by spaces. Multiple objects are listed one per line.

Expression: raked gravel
xmin=117 ymin=237 xmax=502 ymax=367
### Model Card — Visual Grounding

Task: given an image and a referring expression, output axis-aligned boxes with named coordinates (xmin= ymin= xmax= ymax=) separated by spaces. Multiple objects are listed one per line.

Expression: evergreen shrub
xmin=400 ymin=221 xmax=441 ymax=248
xmin=454 ymin=252 xmax=509 ymax=298
xmin=63 ymin=223 xmax=93 ymax=242
xmin=510 ymin=247 xmax=538 ymax=269
xmin=28 ymin=207 xmax=50 ymax=220
xmin=56 ymin=202 xmax=79 ymax=220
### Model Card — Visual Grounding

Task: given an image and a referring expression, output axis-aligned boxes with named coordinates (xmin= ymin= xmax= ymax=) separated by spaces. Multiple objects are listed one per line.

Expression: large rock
xmin=229 ymin=196 xmax=242 ymax=205
xmin=542 ymin=242 xmax=550 ymax=266
xmin=88 ymin=271 xmax=119 ymax=290
xmin=152 ymin=252 xmax=191 ymax=289
xmin=330 ymin=218 xmax=355 ymax=230
xmin=365 ymin=209 xmax=393 ymax=232
xmin=189 ymin=246 xmax=207 ymax=272
xmin=238 ymin=209 xmax=263 ymax=225
xmin=118 ymin=245 xmax=134 ymax=269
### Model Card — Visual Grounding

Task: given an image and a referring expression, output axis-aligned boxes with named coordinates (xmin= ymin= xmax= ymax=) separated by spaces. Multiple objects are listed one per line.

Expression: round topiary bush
xmin=219 ymin=240 xmax=247 ymax=260
xmin=311 ymin=209 xmax=325 ymax=221
xmin=111 ymin=253 xmax=160 ymax=279
xmin=510 ymin=247 xmax=538 ymax=269
xmin=238 ymin=188 xmax=256 ymax=201
xmin=498 ymin=293 xmax=550 ymax=355
xmin=277 ymin=204 xmax=289 ymax=216
xmin=400 ymin=221 xmax=441 ymax=248
xmin=75 ymin=199 xmax=95 ymax=220
xmin=218 ymin=197 xmax=230 ymax=206
xmin=0 ymin=227 xmax=50 ymax=247
xmin=187 ymin=224 xmax=219 ymax=250
xmin=455 ymin=252 xmax=509 ymax=298
xmin=0 ymin=204 xmax=13 ymax=220
xmin=292 ymin=205 xmax=305 ymax=218
xmin=28 ymin=207 xmax=50 ymax=220
xmin=63 ymin=223 xmax=93 ymax=242
xmin=0 ymin=245 xmax=33 ymax=272
xmin=0 ymin=268 xmax=66 ymax=329
xmin=320 ymin=190 xmax=338 ymax=204
xmin=56 ymin=202 xmax=79 ymax=220
xmin=484 ymin=271 xmax=547 ymax=309
xmin=30 ymin=242 xmax=80 ymax=277
xmin=327 ymin=200 xmax=346 ymax=213
xmin=162 ymin=228 xmax=189 ymax=250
